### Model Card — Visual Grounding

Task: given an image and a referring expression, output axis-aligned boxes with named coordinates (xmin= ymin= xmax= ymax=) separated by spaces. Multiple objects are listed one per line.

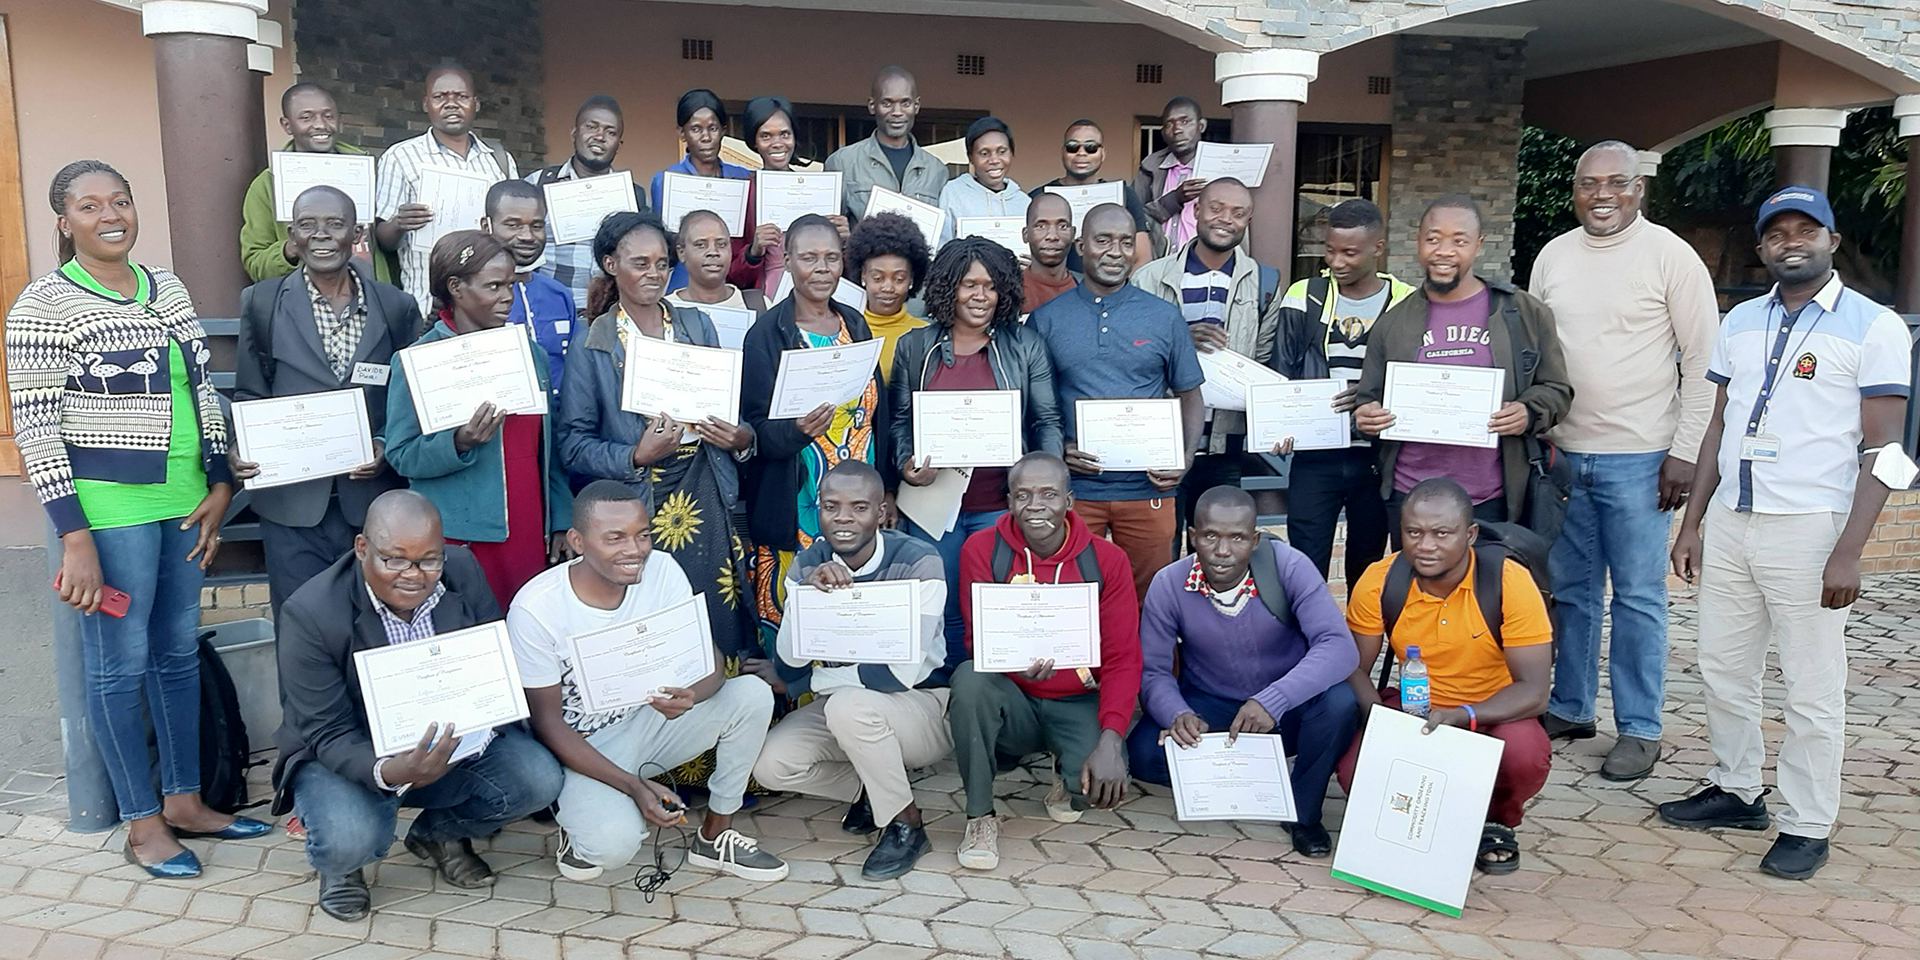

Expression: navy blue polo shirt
xmin=1033 ymin=282 xmax=1204 ymax=500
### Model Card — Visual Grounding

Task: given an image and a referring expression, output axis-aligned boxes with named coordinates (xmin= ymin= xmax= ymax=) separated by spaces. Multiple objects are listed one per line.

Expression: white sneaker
xmin=957 ymin=816 xmax=1000 ymax=871
xmin=1045 ymin=777 xmax=1083 ymax=824
xmin=687 ymin=827 xmax=789 ymax=881
xmin=554 ymin=830 xmax=603 ymax=882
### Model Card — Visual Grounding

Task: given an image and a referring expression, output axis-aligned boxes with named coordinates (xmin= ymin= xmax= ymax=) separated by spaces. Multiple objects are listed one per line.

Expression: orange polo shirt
xmin=1345 ymin=552 xmax=1551 ymax=708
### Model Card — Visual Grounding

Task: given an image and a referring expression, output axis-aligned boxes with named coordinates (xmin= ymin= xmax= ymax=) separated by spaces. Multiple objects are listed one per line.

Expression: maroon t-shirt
xmin=925 ymin=347 xmax=1009 ymax=512
xmin=1391 ymin=287 xmax=1503 ymax=502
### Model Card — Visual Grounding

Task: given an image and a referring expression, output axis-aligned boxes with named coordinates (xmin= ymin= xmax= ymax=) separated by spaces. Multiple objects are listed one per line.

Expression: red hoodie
xmin=958 ymin=510 xmax=1142 ymax=734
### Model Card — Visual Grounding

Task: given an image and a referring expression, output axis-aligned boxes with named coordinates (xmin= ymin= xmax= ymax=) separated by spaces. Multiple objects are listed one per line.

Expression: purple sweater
xmin=1139 ymin=541 xmax=1358 ymax=728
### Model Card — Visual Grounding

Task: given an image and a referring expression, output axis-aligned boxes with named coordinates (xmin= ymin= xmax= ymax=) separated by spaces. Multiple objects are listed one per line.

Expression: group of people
xmin=7 ymin=57 xmax=1908 ymax=928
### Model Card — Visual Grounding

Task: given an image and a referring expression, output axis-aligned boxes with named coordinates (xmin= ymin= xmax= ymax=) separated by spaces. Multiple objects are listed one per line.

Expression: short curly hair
xmin=924 ymin=237 xmax=1023 ymax=330
xmin=845 ymin=212 xmax=932 ymax=296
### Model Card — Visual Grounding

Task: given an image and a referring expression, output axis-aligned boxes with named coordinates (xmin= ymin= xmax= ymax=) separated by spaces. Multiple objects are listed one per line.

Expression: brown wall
xmin=1524 ymin=43 xmax=1779 ymax=151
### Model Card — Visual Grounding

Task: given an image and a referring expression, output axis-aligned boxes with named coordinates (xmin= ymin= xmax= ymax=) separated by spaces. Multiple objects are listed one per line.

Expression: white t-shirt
xmin=507 ymin=552 xmax=694 ymax=734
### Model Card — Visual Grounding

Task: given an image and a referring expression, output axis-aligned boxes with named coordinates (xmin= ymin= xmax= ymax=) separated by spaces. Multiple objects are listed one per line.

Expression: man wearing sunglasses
xmin=1029 ymin=119 xmax=1154 ymax=270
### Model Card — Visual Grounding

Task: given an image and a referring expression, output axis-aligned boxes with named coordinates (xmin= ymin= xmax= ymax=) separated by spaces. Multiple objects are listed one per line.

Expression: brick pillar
xmin=1896 ymin=96 xmax=1920 ymax=314
xmin=1763 ymin=108 xmax=1849 ymax=191
xmin=1215 ymin=49 xmax=1318 ymax=280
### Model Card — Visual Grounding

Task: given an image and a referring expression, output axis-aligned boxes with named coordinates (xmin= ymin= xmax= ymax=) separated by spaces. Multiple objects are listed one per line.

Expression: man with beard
xmin=374 ymin=62 xmax=520 ymax=312
xmin=1351 ymin=195 xmax=1572 ymax=539
xmin=1020 ymin=192 xmax=1078 ymax=312
xmin=482 ymin=180 xmax=575 ymax=397
xmin=1030 ymin=119 xmax=1154 ymax=270
xmin=528 ymin=95 xmax=645 ymax=316
xmin=240 ymin=83 xmax=397 ymax=284
xmin=1133 ymin=96 xmax=1211 ymax=249
xmin=1130 ymin=178 xmax=1281 ymax=524
xmin=825 ymin=66 xmax=947 ymax=221
xmin=1660 ymin=186 xmax=1911 ymax=881
xmin=1528 ymin=141 xmax=1720 ymax=781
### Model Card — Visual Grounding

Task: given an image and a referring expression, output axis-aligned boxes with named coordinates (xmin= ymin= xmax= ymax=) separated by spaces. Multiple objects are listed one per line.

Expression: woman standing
xmin=890 ymin=237 xmax=1061 ymax=655
xmin=937 ymin=117 xmax=1029 ymax=247
xmin=667 ymin=210 xmax=768 ymax=315
xmin=738 ymin=96 xmax=849 ymax=294
xmin=649 ymin=89 xmax=751 ymax=293
xmin=845 ymin=212 xmax=932 ymax=383
xmin=561 ymin=211 xmax=756 ymax=659
xmin=385 ymin=231 xmax=573 ymax=609
xmin=739 ymin=215 xmax=891 ymax=652
xmin=5 ymin=160 xmax=268 ymax=877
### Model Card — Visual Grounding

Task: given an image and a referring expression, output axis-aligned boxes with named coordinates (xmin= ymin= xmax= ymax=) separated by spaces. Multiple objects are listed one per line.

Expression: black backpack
xmin=1371 ymin=521 xmax=1554 ymax=689
xmin=196 ymin=634 xmax=251 ymax=814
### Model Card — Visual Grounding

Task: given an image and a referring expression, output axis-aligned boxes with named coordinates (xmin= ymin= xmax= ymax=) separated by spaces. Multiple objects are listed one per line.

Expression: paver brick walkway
xmin=0 ymin=575 xmax=1913 ymax=960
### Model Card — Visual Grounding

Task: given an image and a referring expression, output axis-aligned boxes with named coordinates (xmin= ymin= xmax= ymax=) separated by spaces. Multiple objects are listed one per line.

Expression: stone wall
xmin=290 ymin=0 xmax=546 ymax=164
xmin=1384 ymin=34 xmax=1525 ymax=282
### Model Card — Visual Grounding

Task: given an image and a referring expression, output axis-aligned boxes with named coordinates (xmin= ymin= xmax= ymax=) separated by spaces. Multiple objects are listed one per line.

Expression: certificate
xmin=231 ymin=388 xmax=376 ymax=490
xmin=755 ymin=170 xmax=842 ymax=232
xmin=1192 ymin=141 xmax=1275 ymax=188
xmin=1043 ymin=181 xmax=1126 ymax=228
xmin=698 ymin=304 xmax=757 ymax=351
xmin=788 ymin=580 xmax=920 ymax=664
xmin=913 ymin=390 xmax=1022 ymax=468
xmin=971 ymin=582 xmax=1101 ymax=671
xmin=542 ymin=170 xmax=637 ymax=245
xmin=895 ymin=467 xmax=972 ymax=535
xmin=621 ymin=334 xmax=742 ymax=426
xmin=1165 ymin=733 xmax=1298 ymax=822
xmin=563 ymin=594 xmax=718 ymax=716
xmin=1380 ymin=362 xmax=1505 ymax=449
xmin=771 ymin=271 xmax=866 ymax=313
xmin=953 ymin=216 xmax=1025 ymax=254
xmin=1332 ymin=706 xmax=1505 ymax=917
xmin=661 ymin=171 xmax=750 ymax=236
xmin=1075 ymin=398 xmax=1186 ymax=472
xmin=1196 ymin=348 xmax=1287 ymax=412
xmin=353 ymin=621 xmax=530 ymax=757
xmin=414 ymin=165 xmax=495 ymax=252
xmin=767 ymin=336 xmax=884 ymax=419
xmin=397 ymin=324 xmax=547 ymax=435
xmin=270 ymin=151 xmax=375 ymax=223
xmin=1246 ymin=380 xmax=1350 ymax=452
xmin=864 ymin=186 xmax=945 ymax=249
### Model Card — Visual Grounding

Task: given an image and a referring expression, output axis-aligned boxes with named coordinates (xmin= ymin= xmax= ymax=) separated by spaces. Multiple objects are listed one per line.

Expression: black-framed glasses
xmin=372 ymin=550 xmax=445 ymax=573
xmin=1063 ymin=141 xmax=1102 ymax=154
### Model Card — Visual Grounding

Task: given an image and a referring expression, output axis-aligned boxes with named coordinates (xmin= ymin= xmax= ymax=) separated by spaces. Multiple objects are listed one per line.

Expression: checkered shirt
xmin=305 ymin=269 xmax=367 ymax=381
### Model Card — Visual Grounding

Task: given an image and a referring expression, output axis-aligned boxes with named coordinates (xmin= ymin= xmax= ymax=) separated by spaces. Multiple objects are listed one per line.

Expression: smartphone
xmin=52 ymin=572 xmax=131 ymax=618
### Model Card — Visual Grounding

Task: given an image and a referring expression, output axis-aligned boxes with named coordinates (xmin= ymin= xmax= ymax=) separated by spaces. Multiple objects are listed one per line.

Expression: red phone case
xmin=53 ymin=573 xmax=131 ymax=618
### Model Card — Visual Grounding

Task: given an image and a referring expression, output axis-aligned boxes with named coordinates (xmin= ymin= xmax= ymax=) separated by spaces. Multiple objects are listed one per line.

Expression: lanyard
xmin=1745 ymin=295 xmax=1828 ymax=436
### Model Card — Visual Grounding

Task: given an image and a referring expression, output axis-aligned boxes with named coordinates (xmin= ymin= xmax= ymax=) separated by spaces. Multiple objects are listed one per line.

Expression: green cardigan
xmin=240 ymin=141 xmax=397 ymax=285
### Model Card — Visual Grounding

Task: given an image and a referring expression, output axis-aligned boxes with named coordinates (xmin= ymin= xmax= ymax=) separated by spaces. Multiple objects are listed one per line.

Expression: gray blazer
xmin=235 ymin=260 xmax=423 ymax=528
xmin=823 ymin=134 xmax=948 ymax=221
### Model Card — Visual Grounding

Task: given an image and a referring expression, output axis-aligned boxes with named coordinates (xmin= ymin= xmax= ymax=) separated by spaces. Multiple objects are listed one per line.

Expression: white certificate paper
xmin=864 ymin=186 xmax=945 ymax=249
xmin=755 ymin=170 xmax=842 ymax=232
xmin=542 ymin=170 xmax=638 ymax=245
xmin=954 ymin=216 xmax=1026 ymax=254
xmin=972 ymin=581 xmax=1101 ymax=671
xmin=767 ymin=337 xmax=884 ymax=419
xmin=895 ymin=467 xmax=972 ymax=535
xmin=414 ymin=165 xmax=496 ymax=252
xmin=1075 ymin=398 xmax=1186 ymax=472
xmin=1380 ymin=362 xmax=1505 ymax=449
xmin=698 ymin=304 xmax=758 ymax=351
xmin=563 ymin=594 xmax=718 ymax=716
xmin=1246 ymin=380 xmax=1351 ymax=452
xmin=353 ymin=621 xmax=530 ymax=757
xmin=232 ymin=388 xmax=376 ymax=490
xmin=398 ymin=324 xmax=547 ymax=435
xmin=1332 ymin=706 xmax=1505 ymax=917
xmin=621 ymin=334 xmax=743 ymax=426
xmin=1192 ymin=141 xmax=1275 ymax=188
xmin=271 ymin=151 xmax=376 ymax=223
xmin=1043 ymin=181 xmax=1126 ymax=229
xmin=1166 ymin=733 xmax=1298 ymax=822
xmin=913 ymin=390 xmax=1022 ymax=468
xmin=662 ymin=171 xmax=750 ymax=236
xmin=1197 ymin=348 xmax=1287 ymax=412
xmin=788 ymin=580 xmax=921 ymax=664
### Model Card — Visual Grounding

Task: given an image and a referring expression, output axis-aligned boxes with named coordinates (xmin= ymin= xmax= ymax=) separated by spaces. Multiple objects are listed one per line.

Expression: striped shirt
xmin=374 ymin=131 xmax=520 ymax=313
xmin=1179 ymin=247 xmax=1233 ymax=325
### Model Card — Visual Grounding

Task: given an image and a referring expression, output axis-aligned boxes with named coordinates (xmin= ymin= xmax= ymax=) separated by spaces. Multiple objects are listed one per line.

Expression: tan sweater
xmin=1529 ymin=216 xmax=1718 ymax=460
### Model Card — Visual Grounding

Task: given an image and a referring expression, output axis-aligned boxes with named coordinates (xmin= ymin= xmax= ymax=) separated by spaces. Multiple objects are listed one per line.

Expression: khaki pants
xmin=1073 ymin=497 xmax=1176 ymax=604
xmin=752 ymin=687 xmax=952 ymax=824
xmin=1698 ymin=503 xmax=1851 ymax=839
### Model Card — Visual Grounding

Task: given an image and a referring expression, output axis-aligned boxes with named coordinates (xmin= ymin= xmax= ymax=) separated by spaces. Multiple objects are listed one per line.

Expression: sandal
xmin=1476 ymin=822 xmax=1520 ymax=875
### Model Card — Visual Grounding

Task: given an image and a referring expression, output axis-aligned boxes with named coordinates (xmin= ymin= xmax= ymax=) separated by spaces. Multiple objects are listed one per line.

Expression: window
xmin=1136 ymin=64 xmax=1164 ymax=85
xmin=956 ymin=54 xmax=986 ymax=76
xmin=1293 ymin=124 xmax=1389 ymax=282
xmin=1367 ymin=76 xmax=1392 ymax=96
xmin=681 ymin=38 xmax=713 ymax=61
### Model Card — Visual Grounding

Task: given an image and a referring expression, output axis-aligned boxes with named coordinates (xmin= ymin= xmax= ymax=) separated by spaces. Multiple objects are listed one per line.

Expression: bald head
xmin=1199 ymin=177 xmax=1251 ymax=207
xmin=291 ymin=184 xmax=356 ymax=225
xmin=1082 ymin=202 xmax=1133 ymax=237
xmin=872 ymin=65 xmax=916 ymax=99
xmin=1027 ymin=191 xmax=1072 ymax=225
xmin=1193 ymin=485 xmax=1256 ymax=526
xmin=363 ymin=489 xmax=442 ymax=546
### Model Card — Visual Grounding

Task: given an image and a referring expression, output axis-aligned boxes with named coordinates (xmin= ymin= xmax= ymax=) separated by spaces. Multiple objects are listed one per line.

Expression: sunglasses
xmin=1063 ymin=141 xmax=1103 ymax=154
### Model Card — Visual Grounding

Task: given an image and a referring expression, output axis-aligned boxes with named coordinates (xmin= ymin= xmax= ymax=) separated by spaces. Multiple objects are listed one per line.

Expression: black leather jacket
xmin=887 ymin=321 xmax=1065 ymax=472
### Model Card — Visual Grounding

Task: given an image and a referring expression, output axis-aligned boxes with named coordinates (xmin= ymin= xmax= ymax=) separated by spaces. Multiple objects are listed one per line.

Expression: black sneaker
xmin=842 ymin=791 xmax=877 ymax=836
xmin=1658 ymin=785 xmax=1770 ymax=831
xmin=1759 ymin=833 xmax=1829 ymax=880
xmin=316 ymin=869 xmax=370 ymax=922
xmin=1286 ymin=822 xmax=1332 ymax=858
xmin=861 ymin=820 xmax=930 ymax=880
xmin=1541 ymin=714 xmax=1597 ymax=741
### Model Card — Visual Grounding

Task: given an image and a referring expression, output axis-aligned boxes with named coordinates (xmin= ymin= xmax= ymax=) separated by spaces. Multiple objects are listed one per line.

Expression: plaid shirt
xmin=375 ymin=131 xmax=519 ymax=313
xmin=305 ymin=268 xmax=367 ymax=382
xmin=1184 ymin=560 xmax=1258 ymax=616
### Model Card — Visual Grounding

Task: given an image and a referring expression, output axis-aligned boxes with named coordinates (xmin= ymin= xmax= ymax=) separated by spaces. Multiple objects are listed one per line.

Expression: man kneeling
xmin=748 ymin=461 xmax=951 ymax=880
xmin=508 ymin=481 xmax=786 ymax=882
xmin=272 ymin=490 xmax=563 ymax=921
xmin=1126 ymin=487 xmax=1358 ymax=857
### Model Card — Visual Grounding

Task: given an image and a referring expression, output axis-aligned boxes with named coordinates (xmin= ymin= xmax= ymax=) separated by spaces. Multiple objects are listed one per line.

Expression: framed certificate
xmin=564 ymin=594 xmax=718 ymax=716
xmin=864 ymin=186 xmax=945 ymax=250
xmin=1166 ymin=733 xmax=1298 ymax=822
xmin=953 ymin=216 xmax=1026 ymax=254
xmin=788 ymin=580 xmax=921 ymax=664
xmin=397 ymin=325 xmax=547 ymax=435
xmin=971 ymin=582 xmax=1101 ymax=671
xmin=1074 ymin=398 xmax=1186 ymax=471
xmin=1043 ymin=181 xmax=1126 ymax=229
xmin=661 ymin=171 xmax=750 ymax=236
xmin=755 ymin=169 xmax=842 ymax=232
xmin=1246 ymin=380 xmax=1350 ymax=452
xmin=1380 ymin=362 xmax=1505 ymax=449
xmin=1191 ymin=141 xmax=1275 ymax=188
xmin=1196 ymin=348 xmax=1287 ymax=412
xmin=767 ymin=337 xmax=884 ymax=419
xmin=353 ymin=621 xmax=530 ymax=757
xmin=232 ymin=388 xmax=377 ymax=490
xmin=270 ymin=151 xmax=376 ymax=223
xmin=542 ymin=170 xmax=638 ymax=245
xmin=621 ymin=334 xmax=743 ymax=426
xmin=912 ymin=390 xmax=1022 ymax=468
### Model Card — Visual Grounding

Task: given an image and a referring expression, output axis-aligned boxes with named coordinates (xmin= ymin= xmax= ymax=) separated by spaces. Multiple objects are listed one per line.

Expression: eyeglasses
xmin=1063 ymin=141 xmax=1102 ymax=154
xmin=1574 ymin=176 xmax=1636 ymax=193
xmin=372 ymin=550 xmax=445 ymax=573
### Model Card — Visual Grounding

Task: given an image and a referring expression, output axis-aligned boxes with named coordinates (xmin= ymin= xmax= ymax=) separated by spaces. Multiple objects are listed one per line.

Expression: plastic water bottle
xmin=1400 ymin=645 xmax=1431 ymax=719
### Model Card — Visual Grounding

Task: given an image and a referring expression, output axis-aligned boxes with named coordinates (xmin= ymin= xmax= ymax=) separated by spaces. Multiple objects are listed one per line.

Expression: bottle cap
xmin=1406 ymin=645 xmax=1420 ymax=659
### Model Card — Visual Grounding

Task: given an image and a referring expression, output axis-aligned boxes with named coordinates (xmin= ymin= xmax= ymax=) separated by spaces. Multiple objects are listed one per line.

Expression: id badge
xmin=1740 ymin=433 xmax=1781 ymax=463
xmin=554 ymin=319 xmax=571 ymax=335
xmin=351 ymin=362 xmax=390 ymax=387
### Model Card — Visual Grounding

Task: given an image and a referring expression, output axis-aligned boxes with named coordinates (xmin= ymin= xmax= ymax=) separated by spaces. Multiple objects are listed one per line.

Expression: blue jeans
xmin=1124 ymin=680 xmax=1357 ymax=827
xmin=81 ymin=519 xmax=207 ymax=820
xmin=1547 ymin=450 xmax=1672 ymax=740
xmin=904 ymin=508 xmax=1005 ymax=681
xmin=291 ymin=725 xmax=563 ymax=877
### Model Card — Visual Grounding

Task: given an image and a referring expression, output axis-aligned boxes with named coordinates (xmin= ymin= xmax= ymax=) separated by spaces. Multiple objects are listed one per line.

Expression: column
xmin=138 ymin=0 xmax=266 ymax=317
xmin=246 ymin=16 xmax=284 ymax=173
xmin=1636 ymin=150 xmax=1663 ymax=179
xmin=1216 ymin=49 xmax=1319 ymax=280
xmin=1896 ymin=96 xmax=1920 ymax=314
xmin=1762 ymin=107 xmax=1849 ymax=191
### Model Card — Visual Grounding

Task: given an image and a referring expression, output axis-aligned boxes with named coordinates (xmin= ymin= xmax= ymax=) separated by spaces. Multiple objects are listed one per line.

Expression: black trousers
xmin=1285 ymin=446 xmax=1389 ymax=586
xmin=259 ymin=496 xmax=358 ymax=617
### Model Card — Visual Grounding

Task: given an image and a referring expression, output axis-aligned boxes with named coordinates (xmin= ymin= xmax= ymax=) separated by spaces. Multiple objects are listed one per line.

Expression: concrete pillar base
xmin=1636 ymin=150 xmax=1662 ymax=178
xmin=1215 ymin=50 xmax=1318 ymax=278
xmin=1764 ymin=107 xmax=1848 ymax=191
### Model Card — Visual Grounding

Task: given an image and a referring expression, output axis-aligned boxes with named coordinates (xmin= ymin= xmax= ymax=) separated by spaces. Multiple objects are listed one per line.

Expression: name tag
xmin=351 ymin=362 xmax=390 ymax=387
xmin=1740 ymin=433 xmax=1781 ymax=463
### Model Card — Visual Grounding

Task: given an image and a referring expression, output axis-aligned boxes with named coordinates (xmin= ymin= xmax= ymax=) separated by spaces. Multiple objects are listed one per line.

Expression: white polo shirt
xmin=1706 ymin=273 xmax=1913 ymax=514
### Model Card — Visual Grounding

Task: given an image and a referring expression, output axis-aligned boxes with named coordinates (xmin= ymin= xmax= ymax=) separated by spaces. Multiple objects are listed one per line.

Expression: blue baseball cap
xmin=1755 ymin=185 xmax=1836 ymax=236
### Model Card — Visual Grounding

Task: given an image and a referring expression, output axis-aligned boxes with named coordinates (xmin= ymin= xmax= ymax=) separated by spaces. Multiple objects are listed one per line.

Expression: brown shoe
xmin=1600 ymin=736 xmax=1660 ymax=781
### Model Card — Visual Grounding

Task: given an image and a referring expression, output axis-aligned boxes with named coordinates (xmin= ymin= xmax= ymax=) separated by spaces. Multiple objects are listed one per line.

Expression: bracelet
xmin=1461 ymin=704 xmax=1478 ymax=732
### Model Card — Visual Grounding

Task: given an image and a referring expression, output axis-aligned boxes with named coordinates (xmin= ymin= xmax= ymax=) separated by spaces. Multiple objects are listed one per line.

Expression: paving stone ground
xmin=0 ymin=574 xmax=1913 ymax=960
